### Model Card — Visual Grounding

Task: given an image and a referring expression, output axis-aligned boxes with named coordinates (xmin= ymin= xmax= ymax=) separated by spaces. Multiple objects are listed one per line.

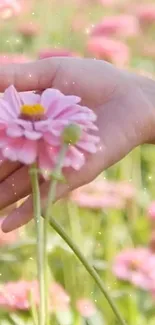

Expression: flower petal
xmin=0 ymin=130 xmax=9 ymax=148
xmin=43 ymin=132 xmax=60 ymax=145
xmin=41 ymin=89 xmax=63 ymax=111
xmin=38 ymin=142 xmax=54 ymax=176
xmin=0 ymin=99 xmax=16 ymax=120
xmin=15 ymin=119 xmax=33 ymax=131
xmin=47 ymin=95 xmax=81 ymax=118
xmin=34 ymin=120 xmax=50 ymax=132
xmin=77 ymin=141 xmax=98 ymax=153
xmin=24 ymin=130 xmax=42 ymax=140
xmin=19 ymin=91 xmax=40 ymax=105
xmin=18 ymin=139 xmax=37 ymax=164
xmin=3 ymin=85 xmax=21 ymax=116
xmin=65 ymin=146 xmax=85 ymax=170
xmin=2 ymin=145 xmax=18 ymax=161
xmin=6 ymin=125 xmax=23 ymax=138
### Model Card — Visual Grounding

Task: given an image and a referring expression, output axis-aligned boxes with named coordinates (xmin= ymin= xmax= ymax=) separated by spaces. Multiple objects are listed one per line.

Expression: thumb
xmin=0 ymin=58 xmax=61 ymax=92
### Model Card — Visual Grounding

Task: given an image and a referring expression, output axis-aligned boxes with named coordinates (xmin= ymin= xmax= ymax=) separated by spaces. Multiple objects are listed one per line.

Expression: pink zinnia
xmin=70 ymin=179 xmax=135 ymax=209
xmin=148 ymin=202 xmax=155 ymax=221
xmin=113 ymin=248 xmax=155 ymax=290
xmin=87 ymin=36 xmax=130 ymax=67
xmin=0 ymin=86 xmax=99 ymax=175
xmin=0 ymin=0 xmax=21 ymax=19
xmin=135 ymin=4 xmax=155 ymax=25
xmin=17 ymin=21 xmax=40 ymax=37
xmin=91 ymin=15 xmax=140 ymax=38
xmin=76 ymin=298 xmax=96 ymax=318
xmin=0 ymin=281 xmax=70 ymax=311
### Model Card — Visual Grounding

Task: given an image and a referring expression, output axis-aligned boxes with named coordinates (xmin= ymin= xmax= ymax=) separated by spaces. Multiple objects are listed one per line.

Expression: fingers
xmin=0 ymin=58 xmax=62 ymax=92
xmin=1 ymin=179 xmax=70 ymax=232
xmin=0 ymin=161 xmax=21 ymax=182
xmin=0 ymin=165 xmax=41 ymax=210
xmin=0 ymin=58 xmax=121 ymax=108
xmin=1 ymin=154 xmax=104 ymax=232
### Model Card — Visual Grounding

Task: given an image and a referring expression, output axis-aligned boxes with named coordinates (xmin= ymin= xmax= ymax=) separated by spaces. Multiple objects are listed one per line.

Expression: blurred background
xmin=1 ymin=0 xmax=155 ymax=324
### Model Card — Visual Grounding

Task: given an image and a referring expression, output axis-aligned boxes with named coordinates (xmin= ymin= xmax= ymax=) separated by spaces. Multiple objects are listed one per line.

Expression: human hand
xmin=0 ymin=57 xmax=155 ymax=232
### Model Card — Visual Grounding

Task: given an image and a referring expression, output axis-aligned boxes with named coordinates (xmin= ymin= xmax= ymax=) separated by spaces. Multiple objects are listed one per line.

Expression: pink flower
xmin=0 ymin=54 xmax=31 ymax=64
xmin=70 ymin=179 xmax=135 ymax=209
xmin=0 ymin=281 xmax=70 ymax=311
xmin=113 ymin=248 xmax=155 ymax=290
xmin=99 ymin=0 xmax=120 ymax=7
xmin=87 ymin=36 xmax=130 ymax=67
xmin=0 ymin=86 xmax=99 ymax=175
xmin=91 ymin=15 xmax=140 ymax=38
xmin=135 ymin=4 xmax=155 ymax=25
xmin=0 ymin=0 xmax=21 ymax=19
xmin=17 ymin=21 xmax=40 ymax=37
xmin=148 ymin=202 xmax=155 ymax=221
xmin=50 ymin=282 xmax=70 ymax=312
xmin=71 ymin=191 xmax=125 ymax=209
xmin=38 ymin=48 xmax=79 ymax=59
xmin=76 ymin=298 xmax=96 ymax=318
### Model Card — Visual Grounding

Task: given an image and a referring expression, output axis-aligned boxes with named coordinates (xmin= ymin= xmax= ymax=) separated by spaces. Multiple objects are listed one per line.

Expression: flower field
xmin=0 ymin=0 xmax=155 ymax=324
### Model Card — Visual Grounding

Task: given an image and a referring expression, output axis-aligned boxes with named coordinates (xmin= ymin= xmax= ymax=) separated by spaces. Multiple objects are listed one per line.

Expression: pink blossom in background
xmin=0 ymin=0 xmax=21 ymax=19
xmin=90 ymin=15 xmax=140 ymax=38
xmin=38 ymin=48 xmax=79 ymax=59
xmin=0 ymin=86 xmax=99 ymax=175
xmin=87 ymin=36 xmax=130 ymax=67
xmin=0 ymin=217 xmax=18 ymax=246
xmin=17 ymin=21 xmax=40 ymax=37
xmin=113 ymin=247 xmax=155 ymax=291
xmin=76 ymin=298 xmax=96 ymax=318
xmin=50 ymin=282 xmax=70 ymax=312
xmin=71 ymin=192 xmax=125 ymax=209
xmin=0 ymin=281 xmax=70 ymax=311
xmin=0 ymin=54 xmax=31 ymax=64
xmin=148 ymin=202 xmax=155 ymax=221
xmin=98 ymin=0 xmax=120 ymax=7
xmin=135 ymin=4 xmax=155 ymax=26
xmin=70 ymin=179 xmax=135 ymax=209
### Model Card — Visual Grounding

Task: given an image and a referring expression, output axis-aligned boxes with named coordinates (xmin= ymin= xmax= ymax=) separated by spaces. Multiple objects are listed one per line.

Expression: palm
xmin=0 ymin=58 xmax=154 ymax=232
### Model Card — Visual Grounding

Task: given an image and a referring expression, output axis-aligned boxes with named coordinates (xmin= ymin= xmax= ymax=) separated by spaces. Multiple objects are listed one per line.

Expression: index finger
xmin=0 ymin=57 xmax=62 ymax=92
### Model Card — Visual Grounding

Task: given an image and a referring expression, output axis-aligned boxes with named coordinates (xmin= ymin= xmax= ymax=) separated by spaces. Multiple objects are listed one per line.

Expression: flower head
xmin=90 ymin=15 xmax=140 ymax=38
xmin=70 ymin=179 xmax=135 ymax=209
xmin=0 ymin=86 xmax=99 ymax=175
xmin=113 ymin=247 xmax=155 ymax=290
xmin=87 ymin=36 xmax=130 ymax=67
xmin=0 ymin=0 xmax=21 ymax=19
xmin=76 ymin=298 xmax=97 ymax=318
xmin=135 ymin=4 xmax=155 ymax=25
xmin=0 ymin=281 xmax=70 ymax=311
xmin=148 ymin=202 xmax=155 ymax=221
xmin=17 ymin=21 xmax=40 ymax=37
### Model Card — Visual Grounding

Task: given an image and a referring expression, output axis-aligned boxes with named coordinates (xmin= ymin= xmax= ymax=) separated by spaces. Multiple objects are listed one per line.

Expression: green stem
xmin=43 ymin=144 xmax=68 ymax=325
xmin=48 ymin=217 xmax=126 ymax=325
xmin=30 ymin=164 xmax=45 ymax=325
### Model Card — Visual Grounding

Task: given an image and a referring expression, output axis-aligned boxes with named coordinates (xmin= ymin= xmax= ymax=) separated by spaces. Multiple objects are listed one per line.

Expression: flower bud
xmin=62 ymin=124 xmax=81 ymax=145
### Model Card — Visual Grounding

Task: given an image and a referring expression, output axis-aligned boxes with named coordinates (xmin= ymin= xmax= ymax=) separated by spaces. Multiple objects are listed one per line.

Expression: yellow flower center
xmin=21 ymin=104 xmax=45 ymax=116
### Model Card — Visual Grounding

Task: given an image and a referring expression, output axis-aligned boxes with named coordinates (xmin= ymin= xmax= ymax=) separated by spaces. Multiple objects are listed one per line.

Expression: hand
xmin=0 ymin=57 xmax=155 ymax=232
